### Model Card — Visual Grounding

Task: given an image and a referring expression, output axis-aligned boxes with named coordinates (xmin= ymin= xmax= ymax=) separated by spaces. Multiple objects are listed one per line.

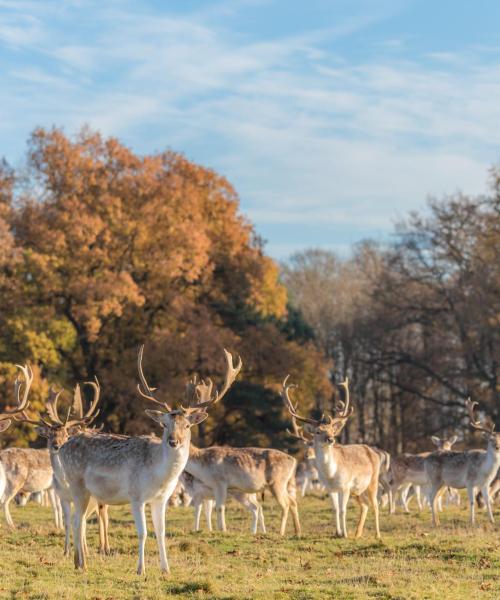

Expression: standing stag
xmin=281 ymin=376 xmax=381 ymax=539
xmin=425 ymin=399 xmax=500 ymax=526
xmin=17 ymin=379 xmax=110 ymax=556
xmin=0 ymin=365 xmax=60 ymax=529
xmin=0 ymin=364 xmax=33 ymax=506
xmin=183 ymin=355 xmax=301 ymax=537
xmin=57 ymin=345 xmax=221 ymax=575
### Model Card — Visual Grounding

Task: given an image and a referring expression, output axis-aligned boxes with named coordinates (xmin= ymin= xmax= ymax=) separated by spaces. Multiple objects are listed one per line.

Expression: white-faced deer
xmin=282 ymin=376 xmax=381 ymax=539
xmin=388 ymin=435 xmax=458 ymax=514
xmin=425 ymin=399 xmax=500 ymax=526
xmin=18 ymin=379 xmax=110 ymax=556
xmin=179 ymin=471 xmax=266 ymax=533
xmin=57 ymin=345 xmax=217 ymax=575
xmin=0 ymin=364 xmax=33 ymax=508
xmin=0 ymin=365 xmax=61 ymax=529
xmin=183 ymin=356 xmax=301 ymax=537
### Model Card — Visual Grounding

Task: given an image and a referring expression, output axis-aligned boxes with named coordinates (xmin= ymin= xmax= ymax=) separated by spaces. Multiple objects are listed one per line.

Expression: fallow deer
xmin=18 ymin=379 xmax=110 ymax=556
xmin=57 ymin=345 xmax=227 ymax=575
xmin=182 ymin=357 xmax=301 ymax=537
xmin=0 ymin=364 xmax=33 ymax=507
xmin=282 ymin=376 xmax=381 ymax=539
xmin=179 ymin=471 xmax=266 ymax=533
xmin=425 ymin=399 xmax=500 ymax=526
xmin=287 ymin=419 xmax=321 ymax=497
xmin=0 ymin=365 xmax=60 ymax=529
xmin=388 ymin=435 xmax=458 ymax=514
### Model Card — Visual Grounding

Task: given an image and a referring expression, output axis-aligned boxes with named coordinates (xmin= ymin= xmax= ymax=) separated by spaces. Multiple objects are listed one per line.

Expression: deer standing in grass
xmin=0 ymin=364 xmax=33 ymax=506
xmin=57 ymin=345 xmax=233 ymax=575
xmin=425 ymin=399 xmax=500 ymax=527
xmin=179 ymin=471 xmax=266 ymax=533
xmin=0 ymin=365 xmax=61 ymax=529
xmin=282 ymin=376 xmax=381 ymax=539
xmin=183 ymin=359 xmax=300 ymax=537
xmin=18 ymin=378 xmax=111 ymax=556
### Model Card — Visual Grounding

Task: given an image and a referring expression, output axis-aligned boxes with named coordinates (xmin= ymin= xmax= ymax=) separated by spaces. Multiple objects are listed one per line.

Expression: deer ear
xmin=0 ymin=419 xmax=12 ymax=433
xmin=145 ymin=409 xmax=167 ymax=425
xmin=449 ymin=435 xmax=458 ymax=446
xmin=431 ymin=436 xmax=440 ymax=446
xmin=187 ymin=411 xmax=208 ymax=426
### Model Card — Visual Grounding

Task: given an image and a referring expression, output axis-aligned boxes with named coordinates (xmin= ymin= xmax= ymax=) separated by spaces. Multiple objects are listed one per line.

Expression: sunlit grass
xmin=0 ymin=494 xmax=498 ymax=599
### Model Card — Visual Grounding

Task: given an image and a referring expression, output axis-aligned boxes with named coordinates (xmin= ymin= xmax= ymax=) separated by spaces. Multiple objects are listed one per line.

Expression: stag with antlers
xmin=0 ymin=365 xmax=61 ymax=529
xmin=281 ymin=376 xmax=381 ymax=539
xmin=425 ymin=398 xmax=500 ymax=526
xmin=17 ymin=378 xmax=110 ymax=555
xmin=182 ymin=353 xmax=301 ymax=537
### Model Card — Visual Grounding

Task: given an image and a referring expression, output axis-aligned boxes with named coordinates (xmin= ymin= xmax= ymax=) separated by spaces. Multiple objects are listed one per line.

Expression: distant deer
xmin=56 ymin=345 xmax=231 ymax=575
xmin=425 ymin=399 xmax=500 ymax=526
xmin=282 ymin=376 xmax=381 ymax=539
xmin=179 ymin=471 xmax=266 ymax=533
xmin=388 ymin=435 xmax=458 ymax=513
xmin=0 ymin=364 xmax=33 ymax=508
xmin=0 ymin=365 xmax=61 ymax=529
xmin=18 ymin=378 xmax=110 ymax=556
xmin=183 ymin=358 xmax=300 ymax=537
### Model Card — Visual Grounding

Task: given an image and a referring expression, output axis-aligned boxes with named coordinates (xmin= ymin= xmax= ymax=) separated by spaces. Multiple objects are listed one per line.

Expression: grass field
xmin=0 ymin=494 xmax=498 ymax=600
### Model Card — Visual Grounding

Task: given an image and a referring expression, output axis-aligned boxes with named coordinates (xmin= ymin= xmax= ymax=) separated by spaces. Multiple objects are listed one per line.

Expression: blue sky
xmin=1 ymin=0 xmax=500 ymax=258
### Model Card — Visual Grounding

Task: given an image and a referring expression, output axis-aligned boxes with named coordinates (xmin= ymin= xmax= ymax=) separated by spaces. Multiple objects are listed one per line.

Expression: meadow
xmin=0 ymin=495 xmax=498 ymax=600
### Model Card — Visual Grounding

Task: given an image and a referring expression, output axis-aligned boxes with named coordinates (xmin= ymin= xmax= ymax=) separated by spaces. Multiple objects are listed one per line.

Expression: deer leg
xmin=234 ymin=493 xmax=260 ymax=534
xmin=73 ymin=493 xmax=91 ymax=570
xmin=2 ymin=494 xmax=16 ymax=529
xmin=354 ymin=495 xmax=369 ymax=538
xmin=481 ymin=485 xmax=494 ymax=524
xmin=98 ymin=504 xmax=110 ymax=554
xmin=288 ymin=492 xmax=301 ymax=536
xmin=400 ymin=484 xmax=411 ymax=513
xmin=467 ymin=485 xmax=476 ymax=526
xmin=329 ymin=492 xmax=342 ymax=536
xmin=301 ymin=478 xmax=308 ymax=498
xmin=131 ymin=501 xmax=148 ymax=575
xmin=429 ymin=485 xmax=442 ymax=527
xmin=204 ymin=499 xmax=214 ymax=531
xmin=61 ymin=499 xmax=72 ymax=556
xmin=269 ymin=483 xmax=290 ymax=536
xmin=338 ymin=490 xmax=350 ymax=538
xmin=214 ymin=486 xmax=228 ymax=532
xmin=151 ymin=497 xmax=169 ymax=574
xmin=193 ymin=499 xmax=203 ymax=531
xmin=258 ymin=503 xmax=266 ymax=533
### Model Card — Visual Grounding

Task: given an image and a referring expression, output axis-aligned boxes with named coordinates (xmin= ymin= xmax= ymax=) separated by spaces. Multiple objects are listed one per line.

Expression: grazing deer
xmin=18 ymin=379 xmax=110 ymax=556
xmin=388 ymin=435 xmax=458 ymax=514
xmin=282 ymin=376 xmax=381 ymax=539
xmin=57 ymin=345 xmax=230 ymax=575
xmin=0 ymin=365 xmax=61 ymax=529
xmin=0 ymin=365 xmax=33 ymax=506
xmin=179 ymin=471 xmax=266 ymax=533
xmin=183 ymin=361 xmax=300 ymax=537
xmin=425 ymin=399 xmax=500 ymax=527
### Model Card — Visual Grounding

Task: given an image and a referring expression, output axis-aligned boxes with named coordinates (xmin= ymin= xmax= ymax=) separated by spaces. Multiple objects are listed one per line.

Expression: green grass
xmin=0 ymin=495 xmax=498 ymax=599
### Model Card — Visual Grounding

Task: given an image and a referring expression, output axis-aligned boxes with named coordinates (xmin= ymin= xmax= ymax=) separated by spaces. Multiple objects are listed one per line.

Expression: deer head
xmin=0 ymin=364 xmax=34 ymax=433
xmin=466 ymin=398 xmax=500 ymax=451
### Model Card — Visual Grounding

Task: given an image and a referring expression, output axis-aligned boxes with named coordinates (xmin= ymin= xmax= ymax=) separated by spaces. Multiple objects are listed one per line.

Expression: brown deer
xmin=425 ymin=399 xmax=500 ymax=526
xmin=183 ymin=356 xmax=301 ymax=537
xmin=282 ymin=376 xmax=381 ymax=539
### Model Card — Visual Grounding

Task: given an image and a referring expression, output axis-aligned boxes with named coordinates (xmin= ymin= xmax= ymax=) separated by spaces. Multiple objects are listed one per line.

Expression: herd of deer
xmin=0 ymin=349 xmax=499 ymax=576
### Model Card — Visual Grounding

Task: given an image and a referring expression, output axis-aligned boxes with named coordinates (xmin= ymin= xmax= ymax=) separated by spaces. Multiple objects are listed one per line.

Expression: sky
xmin=1 ymin=0 xmax=500 ymax=258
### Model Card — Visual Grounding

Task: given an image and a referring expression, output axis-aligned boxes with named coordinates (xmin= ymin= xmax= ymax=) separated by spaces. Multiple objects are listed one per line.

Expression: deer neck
xmin=314 ymin=439 xmax=337 ymax=479
xmin=156 ymin=428 xmax=191 ymax=480
xmin=485 ymin=440 xmax=500 ymax=471
xmin=49 ymin=449 xmax=69 ymax=489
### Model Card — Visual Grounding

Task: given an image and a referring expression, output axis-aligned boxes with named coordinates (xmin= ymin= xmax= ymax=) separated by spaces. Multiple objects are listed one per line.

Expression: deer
xmin=0 ymin=364 xmax=33 ymax=507
xmin=282 ymin=376 xmax=381 ymax=539
xmin=56 ymin=345 xmax=233 ymax=575
xmin=17 ymin=378 xmax=111 ymax=556
xmin=179 ymin=471 xmax=266 ymax=533
xmin=425 ymin=399 xmax=500 ymax=527
xmin=0 ymin=364 xmax=61 ymax=529
xmin=182 ymin=359 xmax=301 ymax=537
xmin=287 ymin=421 xmax=322 ymax=497
xmin=387 ymin=435 xmax=458 ymax=514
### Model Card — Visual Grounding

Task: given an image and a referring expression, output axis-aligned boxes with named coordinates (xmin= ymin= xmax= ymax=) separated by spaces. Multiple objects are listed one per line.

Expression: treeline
xmin=283 ymin=179 xmax=500 ymax=453
xmin=1 ymin=127 xmax=498 ymax=454
xmin=0 ymin=127 xmax=330 ymax=449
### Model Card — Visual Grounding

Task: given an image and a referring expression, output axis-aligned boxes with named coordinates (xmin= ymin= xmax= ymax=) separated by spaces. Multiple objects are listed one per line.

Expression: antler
xmin=0 ymin=364 xmax=34 ymax=428
xmin=280 ymin=375 xmax=321 ymax=426
xmin=186 ymin=349 xmax=242 ymax=410
xmin=336 ymin=378 xmax=354 ymax=418
xmin=137 ymin=345 xmax=171 ymax=411
xmin=65 ymin=378 xmax=101 ymax=427
xmin=44 ymin=386 xmax=64 ymax=425
xmin=466 ymin=398 xmax=495 ymax=434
